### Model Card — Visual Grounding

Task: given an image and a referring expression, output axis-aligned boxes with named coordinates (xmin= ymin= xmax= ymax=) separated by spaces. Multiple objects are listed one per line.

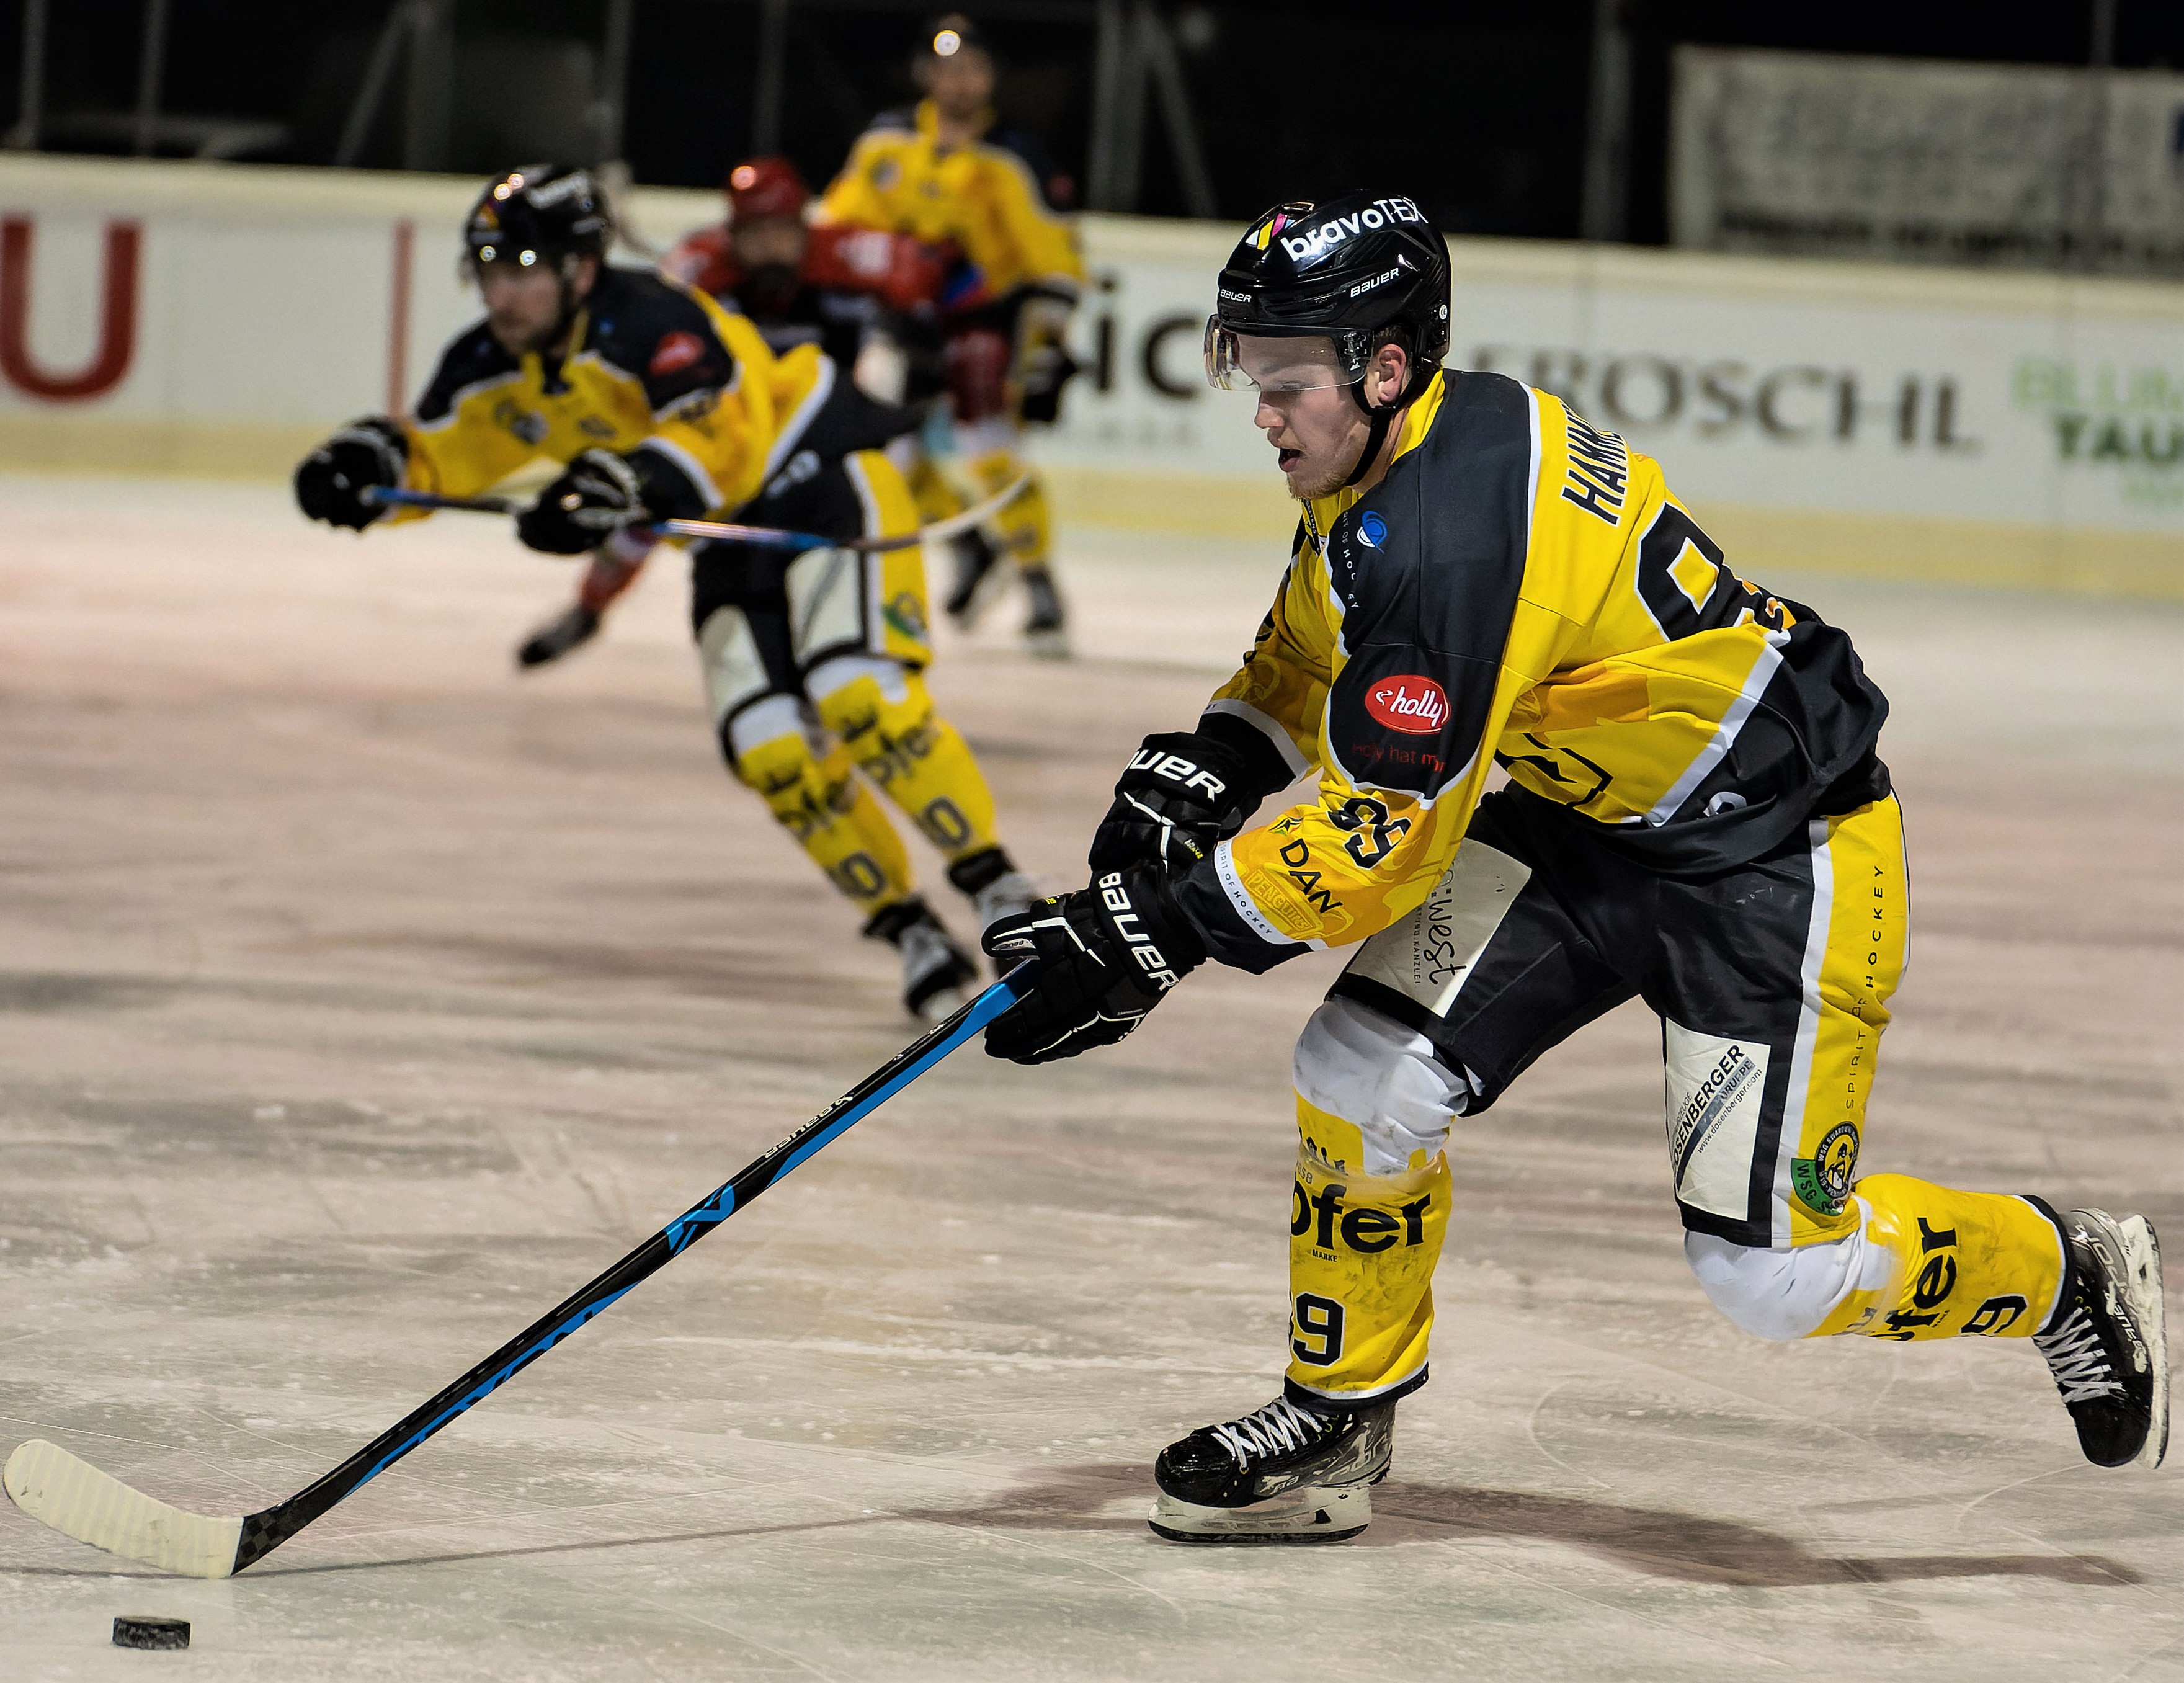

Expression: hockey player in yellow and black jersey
xmin=292 ymin=165 xmax=1040 ymax=1021
xmin=981 ymin=190 xmax=2168 ymax=1543
xmin=819 ymin=15 xmax=1085 ymax=655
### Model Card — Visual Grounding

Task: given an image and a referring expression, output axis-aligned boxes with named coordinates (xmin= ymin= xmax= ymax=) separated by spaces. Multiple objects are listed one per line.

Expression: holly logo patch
xmin=1792 ymin=1122 xmax=1860 ymax=1216
xmin=1364 ymin=674 xmax=1448 ymax=736
xmin=649 ymin=331 xmax=705 ymax=376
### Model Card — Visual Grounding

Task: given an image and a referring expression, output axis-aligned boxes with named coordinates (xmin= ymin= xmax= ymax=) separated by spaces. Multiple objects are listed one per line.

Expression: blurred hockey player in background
xmin=821 ymin=13 xmax=1085 ymax=658
xmin=983 ymin=191 xmax=2168 ymax=1542
xmin=292 ymin=165 xmax=1039 ymax=1020
xmin=516 ymin=154 xmax=968 ymax=666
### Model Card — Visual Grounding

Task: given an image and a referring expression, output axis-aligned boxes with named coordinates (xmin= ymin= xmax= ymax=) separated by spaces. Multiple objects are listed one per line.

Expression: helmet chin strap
xmin=1340 ymin=401 xmax=1399 ymax=489
xmin=547 ymin=255 xmax=593 ymax=354
xmin=1339 ymin=354 xmax=1434 ymax=488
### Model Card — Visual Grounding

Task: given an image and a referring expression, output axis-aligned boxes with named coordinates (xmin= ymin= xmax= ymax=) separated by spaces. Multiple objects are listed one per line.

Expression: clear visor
xmin=1203 ymin=319 xmax=1366 ymax=393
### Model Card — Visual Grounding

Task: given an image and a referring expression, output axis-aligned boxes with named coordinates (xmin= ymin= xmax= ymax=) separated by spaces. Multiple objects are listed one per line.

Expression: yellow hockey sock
xmin=731 ymin=729 xmax=914 ymax=916
xmin=1285 ymin=1100 xmax=1451 ymax=1403
xmin=903 ymin=450 xmax=966 ymax=526
xmin=1813 ymin=1173 xmax=2066 ymax=1341
xmin=811 ymin=667 xmax=999 ymax=867
xmin=965 ymin=448 xmax=1053 ymax=570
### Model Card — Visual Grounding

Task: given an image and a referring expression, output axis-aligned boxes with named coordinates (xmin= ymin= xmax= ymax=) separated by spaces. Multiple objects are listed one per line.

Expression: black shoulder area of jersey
xmin=1321 ymin=370 xmax=1535 ymax=800
xmin=414 ymin=321 xmax=517 ymax=425
xmin=863 ymin=106 xmax=918 ymax=138
xmin=984 ymin=126 xmax=1075 ymax=210
xmin=581 ymin=266 xmax=739 ymax=416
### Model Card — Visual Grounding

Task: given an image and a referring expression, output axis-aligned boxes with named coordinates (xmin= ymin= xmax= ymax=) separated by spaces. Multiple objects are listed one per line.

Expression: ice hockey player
xmin=515 ymin=154 xmax=963 ymax=666
xmin=982 ymin=189 xmax=2169 ymax=1542
xmin=819 ymin=13 xmax=1084 ymax=657
xmin=291 ymin=164 xmax=1038 ymax=1020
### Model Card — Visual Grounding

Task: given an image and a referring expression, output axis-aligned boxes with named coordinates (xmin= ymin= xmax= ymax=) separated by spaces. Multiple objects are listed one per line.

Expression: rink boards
xmin=2 ymin=153 xmax=2183 ymax=592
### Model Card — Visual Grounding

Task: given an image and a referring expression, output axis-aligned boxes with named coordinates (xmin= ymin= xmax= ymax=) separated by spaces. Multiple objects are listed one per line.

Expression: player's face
xmin=1230 ymin=337 xmax=1370 ymax=500
xmin=920 ymin=46 xmax=996 ymax=120
xmin=477 ymin=256 xmax=595 ymax=356
xmin=1257 ymin=383 xmax=1372 ymax=501
xmin=1231 ymin=334 xmax=1412 ymax=501
xmin=732 ymin=216 xmax=808 ymax=274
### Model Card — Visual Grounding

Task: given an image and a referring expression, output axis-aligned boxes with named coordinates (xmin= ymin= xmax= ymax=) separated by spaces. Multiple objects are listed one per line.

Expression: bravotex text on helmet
xmin=465 ymin=165 xmax=612 ymax=271
xmin=1205 ymin=190 xmax=1451 ymax=401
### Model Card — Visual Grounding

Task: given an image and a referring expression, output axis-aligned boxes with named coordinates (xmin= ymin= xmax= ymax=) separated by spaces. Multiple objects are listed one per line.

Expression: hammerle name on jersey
xmin=1560 ymin=411 xmax=1631 ymax=527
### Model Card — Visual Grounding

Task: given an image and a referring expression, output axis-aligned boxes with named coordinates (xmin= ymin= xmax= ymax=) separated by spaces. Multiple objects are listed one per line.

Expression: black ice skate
xmin=863 ymin=896 xmax=978 ymax=1024
xmin=2033 ymin=1208 xmax=2168 ymax=1470
xmin=943 ymin=529 xmax=1005 ymax=630
xmin=1020 ymin=564 xmax=1069 ymax=661
xmin=945 ymin=847 xmax=1041 ymax=937
xmin=516 ymin=604 xmax=601 ymax=669
xmin=1149 ymin=1392 xmax=1393 ymax=1544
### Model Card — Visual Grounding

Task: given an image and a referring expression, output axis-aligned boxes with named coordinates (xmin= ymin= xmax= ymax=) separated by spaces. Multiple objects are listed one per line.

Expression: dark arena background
xmin=2 ymin=1 xmax=2180 ymax=1677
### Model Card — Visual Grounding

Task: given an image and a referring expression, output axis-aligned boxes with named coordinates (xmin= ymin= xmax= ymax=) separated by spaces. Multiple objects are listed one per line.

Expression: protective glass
xmin=1203 ymin=319 xmax=1366 ymax=393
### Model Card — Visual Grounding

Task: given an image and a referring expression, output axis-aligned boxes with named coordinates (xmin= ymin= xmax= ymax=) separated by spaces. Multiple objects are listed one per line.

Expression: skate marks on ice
xmin=11 ymin=1457 xmax=2115 ymax=1592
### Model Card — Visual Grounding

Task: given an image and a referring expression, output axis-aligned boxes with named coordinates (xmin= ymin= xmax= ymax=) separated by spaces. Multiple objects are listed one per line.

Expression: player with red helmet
xmin=518 ymin=156 xmax=975 ymax=668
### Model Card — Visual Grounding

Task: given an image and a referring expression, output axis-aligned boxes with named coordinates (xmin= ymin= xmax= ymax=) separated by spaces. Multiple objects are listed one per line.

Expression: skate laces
xmin=2035 ymin=1305 xmax=2124 ymax=1404
xmin=1210 ymin=1396 xmax=1326 ymax=1466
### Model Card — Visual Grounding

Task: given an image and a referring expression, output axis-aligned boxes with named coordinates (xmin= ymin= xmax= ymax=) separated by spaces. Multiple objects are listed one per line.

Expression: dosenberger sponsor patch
xmin=1663 ymin=1024 xmax=1770 ymax=1221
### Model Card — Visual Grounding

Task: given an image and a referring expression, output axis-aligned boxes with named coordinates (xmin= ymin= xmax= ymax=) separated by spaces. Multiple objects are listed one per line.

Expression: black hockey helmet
xmin=463 ymin=164 xmax=612 ymax=272
xmin=1205 ymin=191 xmax=1449 ymax=407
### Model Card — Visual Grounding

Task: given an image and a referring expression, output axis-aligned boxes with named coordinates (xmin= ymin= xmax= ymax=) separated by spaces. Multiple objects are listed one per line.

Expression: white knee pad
xmin=721 ymin=693 xmax=809 ymax=765
xmin=1685 ymin=1213 xmax=1892 ymax=1341
xmin=805 ymin=653 xmax=909 ymax=709
xmin=1291 ymin=996 xmax=1468 ymax=1177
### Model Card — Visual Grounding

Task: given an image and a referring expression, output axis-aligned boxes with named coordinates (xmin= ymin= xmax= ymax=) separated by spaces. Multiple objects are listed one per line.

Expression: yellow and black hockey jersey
xmin=1178 ymin=370 xmax=1889 ymax=971
xmin=399 ymin=265 xmax=845 ymax=520
xmin=818 ymin=99 xmax=1084 ymax=303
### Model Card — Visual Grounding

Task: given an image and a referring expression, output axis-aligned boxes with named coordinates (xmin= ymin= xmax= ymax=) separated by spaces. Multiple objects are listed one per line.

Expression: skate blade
xmin=1022 ymin=627 xmax=1071 ymax=661
xmin=1147 ymin=1484 xmax=1369 ymax=1545
xmin=2112 ymin=1213 xmax=2169 ymax=1470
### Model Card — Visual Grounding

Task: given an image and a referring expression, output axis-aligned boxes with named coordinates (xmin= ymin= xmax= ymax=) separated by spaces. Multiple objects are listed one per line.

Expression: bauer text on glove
xmin=1088 ymin=731 xmax=1257 ymax=877
xmin=981 ymin=866 xmax=1204 ymax=1064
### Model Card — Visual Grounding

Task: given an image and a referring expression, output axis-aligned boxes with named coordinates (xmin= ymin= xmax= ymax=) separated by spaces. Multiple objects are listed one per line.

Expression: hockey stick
xmin=360 ymin=474 xmax=1028 ymax=554
xmin=2 ymin=965 xmax=1035 ymax=1579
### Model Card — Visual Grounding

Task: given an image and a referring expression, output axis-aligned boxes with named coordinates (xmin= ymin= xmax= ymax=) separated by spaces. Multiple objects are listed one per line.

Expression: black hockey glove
xmin=293 ymin=417 xmax=407 ymax=530
xmin=1014 ymin=293 xmax=1079 ymax=426
xmin=1017 ymin=341 xmax=1079 ymax=426
xmin=516 ymin=449 xmax=650 ymax=555
xmin=982 ymin=865 xmax=1204 ymax=1065
xmin=1087 ymin=731 xmax=1257 ymax=877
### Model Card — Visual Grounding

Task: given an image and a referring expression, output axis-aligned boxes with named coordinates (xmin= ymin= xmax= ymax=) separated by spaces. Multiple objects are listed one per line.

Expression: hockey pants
xmin=690 ymin=450 xmax=1003 ymax=921
xmin=1283 ymin=788 xmax=2067 ymax=1408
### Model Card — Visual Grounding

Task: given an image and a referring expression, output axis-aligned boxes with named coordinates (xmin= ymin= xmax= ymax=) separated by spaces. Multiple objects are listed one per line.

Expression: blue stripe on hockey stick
xmin=663 ymin=975 xmax=1028 ymax=1252
xmin=225 ymin=964 xmax=1036 ymax=1571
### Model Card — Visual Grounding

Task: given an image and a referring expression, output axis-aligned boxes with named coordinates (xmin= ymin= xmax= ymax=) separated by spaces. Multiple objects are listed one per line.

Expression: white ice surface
xmin=0 ymin=473 xmax=2179 ymax=1680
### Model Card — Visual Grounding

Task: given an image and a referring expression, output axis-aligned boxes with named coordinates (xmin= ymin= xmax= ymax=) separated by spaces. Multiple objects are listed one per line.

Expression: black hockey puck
xmin=112 ymin=1615 xmax=190 ymax=1650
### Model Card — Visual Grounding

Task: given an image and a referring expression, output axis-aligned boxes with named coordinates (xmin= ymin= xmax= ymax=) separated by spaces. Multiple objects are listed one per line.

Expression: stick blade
xmin=4 ymin=1439 xmax=243 ymax=1578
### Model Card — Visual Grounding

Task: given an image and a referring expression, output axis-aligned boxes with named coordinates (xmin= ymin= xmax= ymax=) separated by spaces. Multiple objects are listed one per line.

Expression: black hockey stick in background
xmin=2 ymin=965 xmax=1036 ymax=1578
xmin=359 ymin=473 xmax=1028 ymax=553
